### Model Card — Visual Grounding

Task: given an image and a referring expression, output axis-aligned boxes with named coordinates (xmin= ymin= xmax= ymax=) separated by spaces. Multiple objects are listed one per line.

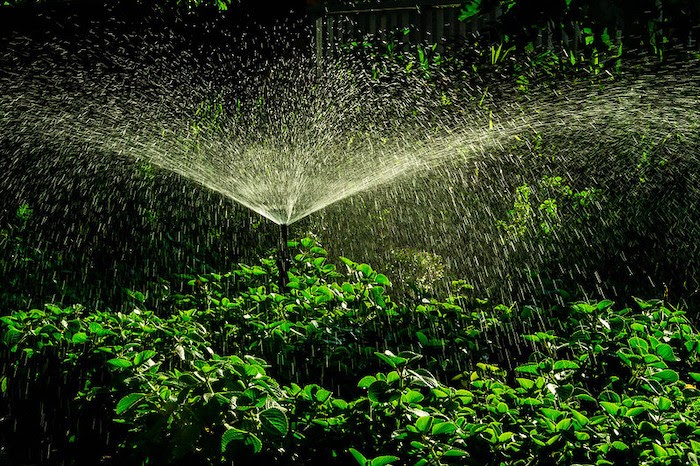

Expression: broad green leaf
xmin=259 ymin=407 xmax=289 ymax=437
xmin=107 ymin=358 xmax=133 ymax=368
xmin=516 ymin=378 xmax=535 ymax=390
xmin=612 ymin=441 xmax=629 ymax=451
xmin=358 ymin=375 xmax=376 ymax=388
xmin=370 ymin=455 xmax=400 ymax=466
xmin=655 ymin=343 xmax=676 ymax=361
xmin=498 ymin=431 xmax=514 ymax=442
xmin=310 ymin=246 xmax=327 ymax=256
xmin=315 ymin=388 xmax=332 ymax=403
xmin=540 ymin=407 xmax=563 ymax=420
xmin=625 ymin=407 xmax=646 ymax=417
xmin=600 ymin=401 xmax=620 ymax=415
xmin=691 ymin=439 xmax=700 ymax=453
xmin=576 ymin=393 xmax=596 ymax=403
xmin=514 ymin=363 xmax=539 ymax=375
xmin=556 ymin=418 xmax=572 ymax=431
xmin=597 ymin=299 xmax=614 ymax=310
xmin=443 ymin=449 xmax=468 ymax=457
xmin=629 ymin=337 xmax=649 ymax=352
xmin=432 ymin=422 xmax=457 ymax=435
xmin=552 ymin=360 xmax=579 ymax=371
xmin=458 ymin=0 xmax=482 ymax=21
xmin=368 ymin=380 xmax=395 ymax=403
xmin=115 ymin=393 xmax=146 ymax=415
xmin=348 ymin=448 xmax=367 ymax=465
xmin=71 ymin=332 xmax=88 ymax=344
xmin=415 ymin=416 xmax=433 ymax=433
xmin=134 ymin=350 xmax=157 ymax=366
xmin=571 ymin=409 xmax=588 ymax=426
xmin=357 ymin=263 xmax=373 ymax=277
xmin=375 ymin=274 xmax=390 ymax=286
xmin=245 ymin=433 xmax=262 ymax=454
xmin=374 ymin=351 xmax=404 ymax=369
xmin=651 ymin=369 xmax=679 ymax=383
xmin=402 ymin=390 xmax=424 ymax=405
xmin=652 ymin=444 xmax=668 ymax=457
xmin=657 ymin=396 xmax=672 ymax=411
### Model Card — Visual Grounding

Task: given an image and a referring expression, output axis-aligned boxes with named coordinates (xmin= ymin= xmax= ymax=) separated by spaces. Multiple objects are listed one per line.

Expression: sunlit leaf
xmin=259 ymin=407 xmax=289 ymax=437
xmin=115 ymin=393 xmax=146 ymax=415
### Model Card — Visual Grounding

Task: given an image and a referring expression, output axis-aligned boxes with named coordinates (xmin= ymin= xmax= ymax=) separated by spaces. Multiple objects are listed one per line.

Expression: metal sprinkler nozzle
xmin=277 ymin=223 xmax=290 ymax=291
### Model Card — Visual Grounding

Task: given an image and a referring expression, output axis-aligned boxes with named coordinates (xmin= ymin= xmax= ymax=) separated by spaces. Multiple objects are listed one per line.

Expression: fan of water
xmin=1 ymin=22 xmax=699 ymax=241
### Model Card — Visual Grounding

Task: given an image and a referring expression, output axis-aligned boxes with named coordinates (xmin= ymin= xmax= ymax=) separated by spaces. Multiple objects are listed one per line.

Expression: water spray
xmin=277 ymin=223 xmax=290 ymax=290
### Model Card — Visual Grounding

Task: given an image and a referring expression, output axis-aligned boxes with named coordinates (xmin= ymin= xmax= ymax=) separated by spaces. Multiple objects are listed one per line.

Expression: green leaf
xmin=368 ymin=380 xmax=395 ymax=403
xmin=107 ymin=358 xmax=133 ymax=368
xmin=600 ymin=401 xmax=620 ymax=415
xmin=357 ymin=263 xmax=373 ymax=277
xmin=415 ymin=416 xmax=433 ymax=433
xmin=691 ymin=439 xmax=700 ymax=454
xmin=349 ymin=448 xmax=368 ymax=465
xmin=629 ymin=337 xmax=649 ymax=352
xmin=655 ymin=343 xmax=676 ymax=361
xmin=651 ymin=369 xmax=679 ymax=383
xmin=134 ymin=350 xmax=157 ymax=366
xmin=611 ymin=441 xmax=629 ymax=451
xmin=626 ymin=407 xmax=646 ymax=417
xmin=657 ymin=396 xmax=672 ymax=411
xmin=315 ymin=388 xmax=332 ymax=403
xmin=402 ymin=389 xmax=424 ymax=405
xmin=540 ymin=407 xmax=563 ymax=421
xmin=498 ymin=431 xmax=514 ymax=442
xmin=597 ymin=299 xmax=614 ymax=311
xmin=374 ymin=350 xmax=409 ymax=369
xmin=115 ymin=393 xmax=146 ymax=415
xmin=552 ymin=360 xmax=579 ymax=371
xmin=556 ymin=418 xmax=572 ymax=431
xmin=652 ymin=444 xmax=668 ymax=457
xmin=516 ymin=378 xmax=535 ymax=390
xmin=443 ymin=449 xmax=469 ymax=457
xmin=71 ymin=332 xmax=88 ymax=344
xmin=458 ymin=0 xmax=482 ymax=21
xmin=375 ymin=274 xmax=390 ymax=286
xmin=245 ymin=433 xmax=262 ymax=454
xmin=571 ymin=409 xmax=588 ymax=426
xmin=689 ymin=372 xmax=700 ymax=382
xmin=432 ymin=422 xmax=457 ymax=435
xmin=358 ymin=375 xmax=376 ymax=388
xmin=370 ymin=455 xmax=400 ymax=466
xmin=514 ymin=363 xmax=539 ymax=375
xmin=259 ymin=407 xmax=289 ymax=437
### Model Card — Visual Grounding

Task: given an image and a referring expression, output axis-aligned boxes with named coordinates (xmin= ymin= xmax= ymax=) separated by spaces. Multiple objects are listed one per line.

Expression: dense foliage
xmin=2 ymin=240 xmax=700 ymax=465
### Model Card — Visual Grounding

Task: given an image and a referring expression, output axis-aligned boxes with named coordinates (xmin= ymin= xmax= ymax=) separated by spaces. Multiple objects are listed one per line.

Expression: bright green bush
xmin=2 ymin=239 xmax=700 ymax=465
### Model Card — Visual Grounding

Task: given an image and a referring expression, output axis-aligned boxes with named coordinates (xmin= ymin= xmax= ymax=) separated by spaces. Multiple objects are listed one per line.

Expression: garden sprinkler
xmin=277 ymin=223 xmax=290 ymax=290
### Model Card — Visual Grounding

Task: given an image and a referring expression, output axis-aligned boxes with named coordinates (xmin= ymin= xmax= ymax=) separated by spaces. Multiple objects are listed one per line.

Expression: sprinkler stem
xmin=278 ymin=223 xmax=290 ymax=291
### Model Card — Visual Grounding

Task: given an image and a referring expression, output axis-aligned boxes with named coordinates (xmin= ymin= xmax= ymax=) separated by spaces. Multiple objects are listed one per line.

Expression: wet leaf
xmin=259 ymin=407 xmax=289 ymax=437
xmin=116 ymin=393 xmax=146 ymax=415
xmin=107 ymin=358 xmax=133 ymax=368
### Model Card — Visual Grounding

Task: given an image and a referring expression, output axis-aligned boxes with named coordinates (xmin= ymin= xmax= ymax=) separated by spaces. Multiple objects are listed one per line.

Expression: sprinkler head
xmin=277 ymin=223 xmax=290 ymax=291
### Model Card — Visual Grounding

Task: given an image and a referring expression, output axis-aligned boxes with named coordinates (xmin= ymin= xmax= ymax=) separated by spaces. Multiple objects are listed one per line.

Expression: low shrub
xmin=1 ymin=239 xmax=699 ymax=465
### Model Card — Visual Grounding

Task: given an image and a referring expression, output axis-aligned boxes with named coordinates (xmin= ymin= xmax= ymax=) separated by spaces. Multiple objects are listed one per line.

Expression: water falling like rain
xmin=1 ymin=14 xmax=699 ymax=303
